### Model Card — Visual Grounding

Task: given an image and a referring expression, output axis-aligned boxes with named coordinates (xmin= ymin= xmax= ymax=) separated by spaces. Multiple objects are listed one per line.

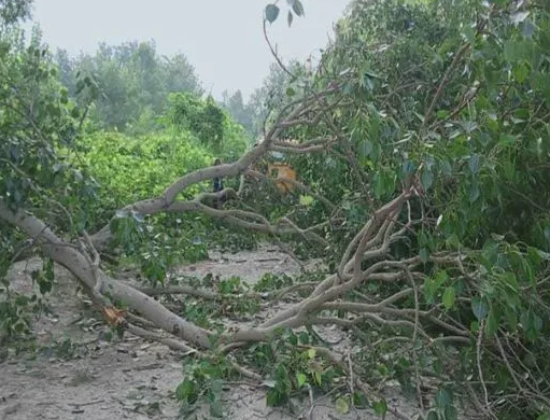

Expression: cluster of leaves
xmin=0 ymin=0 xmax=31 ymax=26
xmin=0 ymin=27 xmax=102 ymax=247
xmin=232 ymin=0 xmax=550 ymax=418
xmin=0 ymin=258 xmax=53 ymax=347
xmin=163 ymin=92 xmax=250 ymax=158
xmin=172 ymin=273 xmax=263 ymax=327
xmin=175 ymin=323 xmax=391 ymax=418
xmin=265 ymin=0 xmax=305 ymax=27
xmin=176 ymin=354 xmax=237 ymax=418
xmin=112 ymin=213 xmax=211 ymax=286
xmin=0 ymin=0 xmax=256 ymax=362
xmin=174 ymin=328 xmax=340 ymax=418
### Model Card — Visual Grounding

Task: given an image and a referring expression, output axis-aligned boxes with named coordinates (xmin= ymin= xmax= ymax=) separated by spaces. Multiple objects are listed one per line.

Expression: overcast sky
xmin=26 ymin=0 xmax=352 ymax=100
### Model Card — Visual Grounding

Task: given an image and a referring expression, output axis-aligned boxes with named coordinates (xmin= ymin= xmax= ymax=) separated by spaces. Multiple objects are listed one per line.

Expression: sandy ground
xmin=0 ymin=246 xmax=468 ymax=420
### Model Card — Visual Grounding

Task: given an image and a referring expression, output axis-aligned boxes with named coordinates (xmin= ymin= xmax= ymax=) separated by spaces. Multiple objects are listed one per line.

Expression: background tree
xmin=51 ymin=40 xmax=203 ymax=133
xmin=220 ymin=89 xmax=255 ymax=136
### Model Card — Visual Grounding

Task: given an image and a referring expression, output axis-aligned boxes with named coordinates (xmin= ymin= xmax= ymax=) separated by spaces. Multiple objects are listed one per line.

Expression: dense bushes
xmin=75 ymin=131 xmax=213 ymax=209
xmin=60 ymin=89 xmax=251 ymax=231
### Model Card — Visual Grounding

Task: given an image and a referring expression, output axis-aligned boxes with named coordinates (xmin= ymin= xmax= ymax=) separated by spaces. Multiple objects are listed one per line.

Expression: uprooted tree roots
xmin=1 ymin=84 xmax=549 ymax=420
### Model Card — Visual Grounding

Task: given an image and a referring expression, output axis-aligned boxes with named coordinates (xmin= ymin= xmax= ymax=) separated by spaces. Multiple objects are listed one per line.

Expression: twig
xmin=404 ymin=264 xmax=424 ymax=410
xmin=422 ymin=43 xmax=471 ymax=129
xmin=476 ymin=319 xmax=495 ymax=419
xmin=307 ymin=384 xmax=315 ymax=420
xmin=262 ymin=17 xmax=295 ymax=78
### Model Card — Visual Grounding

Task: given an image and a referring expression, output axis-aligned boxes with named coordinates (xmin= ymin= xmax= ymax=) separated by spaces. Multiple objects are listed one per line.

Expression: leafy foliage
xmin=0 ymin=0 xmax=31 ymax=26
xmin=264 ymin=0 xmax=305 ymax=26
xmin=0 ymin=24 xmax=97 ymax=239
xmin=74 ymin=131 xmax=212 ymax=214
xmin=268 ymin=0 xmax=550 ymax=417
xmin=166 ymin=93 xmax=225 ymax=152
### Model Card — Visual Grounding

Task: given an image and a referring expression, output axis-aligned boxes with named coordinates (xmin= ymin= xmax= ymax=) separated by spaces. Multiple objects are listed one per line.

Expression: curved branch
xmin=90 ymin=86 xmax=341 ymax=250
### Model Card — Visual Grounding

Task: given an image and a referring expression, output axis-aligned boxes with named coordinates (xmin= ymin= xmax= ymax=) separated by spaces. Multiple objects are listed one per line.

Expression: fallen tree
xmin=2 ymin=0 xmax=550 ymax=419
xmin=0 ymin=79 xmax=471 ymax=419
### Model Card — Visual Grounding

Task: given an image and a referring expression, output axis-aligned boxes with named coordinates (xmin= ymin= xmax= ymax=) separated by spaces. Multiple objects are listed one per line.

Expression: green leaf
xmin=265 ymin=4 xmax=280 ymax=23
xmin=287 ymin=10 xmax=293 ymax=26
xmin=313 ymin=370 xmax=322 ymax=385
xmin=471 ymin=296 xmax=489 ymax=321
xmin=209 ymin=400 xmax=225 ymax=418
xmin=299 ymin=195 xmax=314 ymax=206
xmin=359 ymin=140 xmax=373 ymax=159
xmin=426 ymin=410 xmax=439 ymax=420
xmin=402 ymin=160 xmax=416 ymax=176
xmin=290 ymin=0 xmax=305 ymax=16
xmin=176 ymin=378 xmax=196 ymax=401
xmin=298 ymin=331 xmax=310 ymax=344
xmin=485 ymin=309 xmax=498 ymax=337
xmin=421 ymin=169 xmax=434 ymax=190
xmin=442 ymin=287 xmax=456 ymax=310
xmin=419 ymin=248 xmax=430 ymax=263
xmin=499 ymin=134 xmax=515 ymax=146
xmin=296 ymin=372 xmax=307 ymax=388
xmin=372 ymin=399 xmax=387 ymax=415
xmin=444 ymin=405 xmax=458 ymax=420
xmin=288 ymin=332 xmax=298 ymax=345
xmin=435 ymin=387 xmax=452 ymax=408
xmin=436 ymin=110 xmax=449 ymax=119
xmin=210 ymin=379 xmax=223 ymax=393
xmin=505 ymin=308 xmax=518 ymax=332
xmin=468 ymin=154 xmax=480 ymax=174
xmin=373 ymin=172 xmax=385 ymax=198
xmin=522 ymin=19 xmax=536 ymax=38
xmin=336 ymin=397 xmax=350 ymax=414
xmin=513 ymin=63 xmax=529 ymax=83
xmin=439 ymin=159 xmax=452 ymax=176
xmin=469 ymin=183 xmax=480 ymax=203
xmin=423 ymin=277 xmax=437 ymax=304
xmin=352 ymin=391 xmax=369 ymax=408
xmin=520 ymin=310 xmax=543 ymax=335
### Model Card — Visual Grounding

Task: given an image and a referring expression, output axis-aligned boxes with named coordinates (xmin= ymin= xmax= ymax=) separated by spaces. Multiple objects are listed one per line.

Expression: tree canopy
xmin=53 ymin=40 xmax=203 ymax=133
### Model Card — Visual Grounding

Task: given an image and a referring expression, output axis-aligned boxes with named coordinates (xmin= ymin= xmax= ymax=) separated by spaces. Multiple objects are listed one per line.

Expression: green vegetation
xmin=76 ymin=131 xmax=212 ymax=209
xmin=2 ymin=0 xmax=550 ymax=419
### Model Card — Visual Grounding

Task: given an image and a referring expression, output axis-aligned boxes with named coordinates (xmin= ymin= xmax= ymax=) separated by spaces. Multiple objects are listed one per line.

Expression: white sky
xmin=26 ymin=0 xmax=352 ymax=100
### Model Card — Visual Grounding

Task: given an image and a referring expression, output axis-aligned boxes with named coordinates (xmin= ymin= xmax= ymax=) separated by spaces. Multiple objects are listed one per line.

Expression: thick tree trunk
xmin=0 ymin=199 xmax=213 ymax=349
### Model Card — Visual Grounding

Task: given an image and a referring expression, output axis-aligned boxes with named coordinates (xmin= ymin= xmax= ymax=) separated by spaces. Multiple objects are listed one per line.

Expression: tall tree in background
xmin=53 ymin=40 xmax=203 ymax=132
xmin=220 ymin=89 xmax=254 ymax=136
xmin=224 ymin=60 xmax=307 ymax=139
xmin=0 ymin=0 xmax=31 ymax=25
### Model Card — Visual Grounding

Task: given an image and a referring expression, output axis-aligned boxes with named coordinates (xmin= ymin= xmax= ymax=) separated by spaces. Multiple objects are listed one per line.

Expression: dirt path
xmin=0 ymin=247 xmax=458 ymax=420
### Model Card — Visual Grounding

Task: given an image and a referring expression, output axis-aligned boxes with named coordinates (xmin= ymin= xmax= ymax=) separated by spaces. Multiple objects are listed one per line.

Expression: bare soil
xmin=0 ymin=246 xmax=466 ymax=420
